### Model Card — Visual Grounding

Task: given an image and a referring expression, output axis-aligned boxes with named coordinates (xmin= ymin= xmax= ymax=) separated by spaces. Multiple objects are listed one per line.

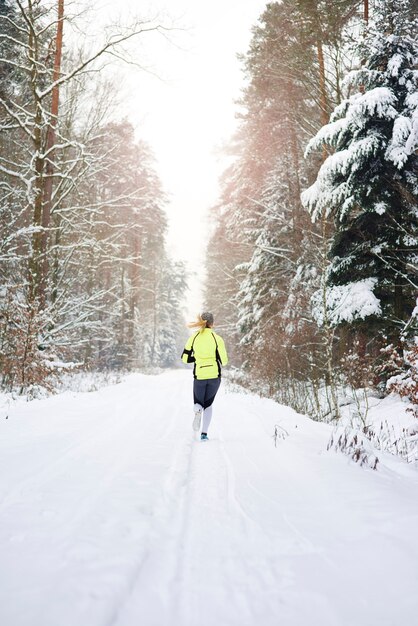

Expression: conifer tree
xmin=302 ymin=0 xmax=418 ymax=346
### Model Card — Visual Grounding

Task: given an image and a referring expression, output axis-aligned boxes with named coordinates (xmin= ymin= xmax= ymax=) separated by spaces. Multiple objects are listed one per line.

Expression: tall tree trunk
xmin=359 ymin=0 xmax=369 ymax=94
xmin=26 ymin=0 xmax=44 ymax=306
xmin=316 ymin=40 xmax=328 ymax=128
xmin=129 ymin=232 xmax=141 ymax=360
xmin=290 ymin=122 xmax=303 ymax=253
xmin=321 ymin=212 xmax=340 ymax=419
xmin=286 ymin=81 xmax=303 ymax=254
xmin=41 ymin=0 xmax=64 ymax=306
xmin=150 ymin=264 xmax=158 ymax=365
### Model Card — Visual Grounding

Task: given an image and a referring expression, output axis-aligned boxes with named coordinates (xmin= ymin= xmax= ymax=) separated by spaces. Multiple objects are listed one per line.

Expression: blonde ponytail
xmin=187 ymin=312 xmax=214 ymax=331
xmin=187 ymin=314 xmax=207 ymax=331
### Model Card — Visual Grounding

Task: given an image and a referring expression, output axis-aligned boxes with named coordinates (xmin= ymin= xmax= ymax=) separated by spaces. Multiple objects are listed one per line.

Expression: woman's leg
xmin=202 ymin=405 xmax=212 ymax=432
xmin=203 ymin=378 xmax=221 ymax=409
xmin=192 ymin=404 xmax=203 ymax=431
xmin=192 ymin=381 xmax=206 ymax=431
xmin=201 ymin=378 xmax=221 ymax=434
xmin=193 ymin=379 xmax=206 ymax=406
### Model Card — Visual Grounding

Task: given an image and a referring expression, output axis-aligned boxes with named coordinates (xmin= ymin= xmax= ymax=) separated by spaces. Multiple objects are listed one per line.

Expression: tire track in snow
xmin=134 ymin=386 xmax=292 ymax=625
xmin=105 ymin=376 xmax=196 ymax=626
xmin=109 ymin=433 xmax=199 ymax=626
xmin=166 ymin=418 xmax=292 ymax=625
xmin=47 ymin=374 xmax=190 ymax=626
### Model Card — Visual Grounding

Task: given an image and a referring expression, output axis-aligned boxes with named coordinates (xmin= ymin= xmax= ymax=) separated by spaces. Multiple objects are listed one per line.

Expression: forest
xmin=1 ymin=0 xmax=418 ymax=423
xmin=0 ymin=0 xmax=186 ymax=394
xmin=206 ymin=0 xmax=418 ymax=422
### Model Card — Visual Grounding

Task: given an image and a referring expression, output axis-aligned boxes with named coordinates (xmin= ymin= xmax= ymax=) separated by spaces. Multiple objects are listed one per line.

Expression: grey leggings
xmin=193 ymin=377 xmax=221 ymax=409
xmin=193 ymin=378 xmax=221 ymax=433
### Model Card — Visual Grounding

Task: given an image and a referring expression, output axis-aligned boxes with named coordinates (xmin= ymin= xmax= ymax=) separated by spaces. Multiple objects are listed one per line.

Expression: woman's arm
xmin=181 ymin=333 xmax=197 ymax=364
xmin=217 ymin=335 xmax=228 ymax=366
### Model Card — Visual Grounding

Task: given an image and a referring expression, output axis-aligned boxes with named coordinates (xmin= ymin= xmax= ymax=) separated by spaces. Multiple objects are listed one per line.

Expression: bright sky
xmin=92 ymin=0 xmax=268 ymax=317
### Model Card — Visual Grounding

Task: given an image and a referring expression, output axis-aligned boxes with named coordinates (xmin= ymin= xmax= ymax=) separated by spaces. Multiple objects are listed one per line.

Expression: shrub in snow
xmin=273 ymin=424 xmax=289 ymax=447
xmin=374 ymin=343 xmax=405 ymax=391
xmin=301 ymin=2 xmax=418 ymax=344
xmin=328 ymin=426 xmax=379 ymax=470
xmin=364 ymin=419 xmax=418 ymax=464
xmin=1 ymin=294 xmax=55 ymax=394
xmin=0 ymin=288 xmax=82 ymax=396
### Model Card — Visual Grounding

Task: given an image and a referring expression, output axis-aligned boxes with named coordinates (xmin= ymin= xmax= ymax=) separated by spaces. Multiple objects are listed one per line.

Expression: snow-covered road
xmin=1 ymin=371 xmax=418 ymax=626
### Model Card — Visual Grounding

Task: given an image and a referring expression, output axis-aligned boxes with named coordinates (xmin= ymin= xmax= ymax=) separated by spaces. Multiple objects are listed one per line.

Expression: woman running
xmin=181 ymin=312 xmax=228 ymax=440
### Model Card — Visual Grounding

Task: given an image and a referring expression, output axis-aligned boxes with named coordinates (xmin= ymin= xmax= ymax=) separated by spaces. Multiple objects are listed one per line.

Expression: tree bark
xmin=316 ymin=40 xmax=328 ymax=128
xmin=26 ymin=0 xmax=44 ymax=306
xmin=41 ymin=0 xmax=64 ymax=307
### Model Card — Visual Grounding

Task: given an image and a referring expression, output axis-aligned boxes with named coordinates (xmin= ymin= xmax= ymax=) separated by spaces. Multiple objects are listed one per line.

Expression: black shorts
xmin=193 ymin=378 xmax=221 ymax=409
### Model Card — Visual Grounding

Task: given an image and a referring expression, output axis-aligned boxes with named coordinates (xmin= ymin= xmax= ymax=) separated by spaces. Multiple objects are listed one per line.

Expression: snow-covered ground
xmin=1 ymin=370 xmax=418 ymax=626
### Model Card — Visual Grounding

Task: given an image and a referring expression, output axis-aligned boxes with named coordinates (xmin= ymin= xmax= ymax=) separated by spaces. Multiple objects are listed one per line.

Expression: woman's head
xmin=187 ymin=312 xmax=214 ymax=330
xmin=201 ymin=311 xmax=214 ymax=327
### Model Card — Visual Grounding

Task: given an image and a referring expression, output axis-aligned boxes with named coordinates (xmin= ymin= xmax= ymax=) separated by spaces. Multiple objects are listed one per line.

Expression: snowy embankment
xmin=1 ymin=371 xmax=417 ymax=626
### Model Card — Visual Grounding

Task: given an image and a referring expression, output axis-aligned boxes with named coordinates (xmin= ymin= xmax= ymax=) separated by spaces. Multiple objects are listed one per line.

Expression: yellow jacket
xmin=181 ymin=328 xmax=228 ymax=380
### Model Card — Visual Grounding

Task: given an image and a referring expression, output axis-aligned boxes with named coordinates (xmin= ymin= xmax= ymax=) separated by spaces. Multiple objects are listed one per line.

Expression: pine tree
xmin=302 ymin=0 xmax=418 ymax=346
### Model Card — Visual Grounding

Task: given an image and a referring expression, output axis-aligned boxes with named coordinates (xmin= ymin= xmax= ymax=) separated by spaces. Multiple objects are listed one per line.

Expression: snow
xmin=387 ymin=53 xmax=404 ymax=77
xmin=338 ymin=388 xmax=418 ymax=465
xmin=348 ymin=87 xmax=398 ymax=121
xmin=412 ymin=296 xmax=418 ymax=320
xmin=305 ymin=88 xmax=398 ymax=163
xmin=391 ymin=91 xmax=418 ymax=162
xmin=312 ymin=278 xmax=382 ymax=326
xmin=1 ymin=370 xmax=418 ymax=626
xmin=386 ymin=115 xmax=413 ymax=167
xmin=304 ymin=117 xmax=347 ymax=155
xmin=374 ymin=201 xmax=387 ymax=214
xmin=301 ymin=134 xmax=382 ymax=220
